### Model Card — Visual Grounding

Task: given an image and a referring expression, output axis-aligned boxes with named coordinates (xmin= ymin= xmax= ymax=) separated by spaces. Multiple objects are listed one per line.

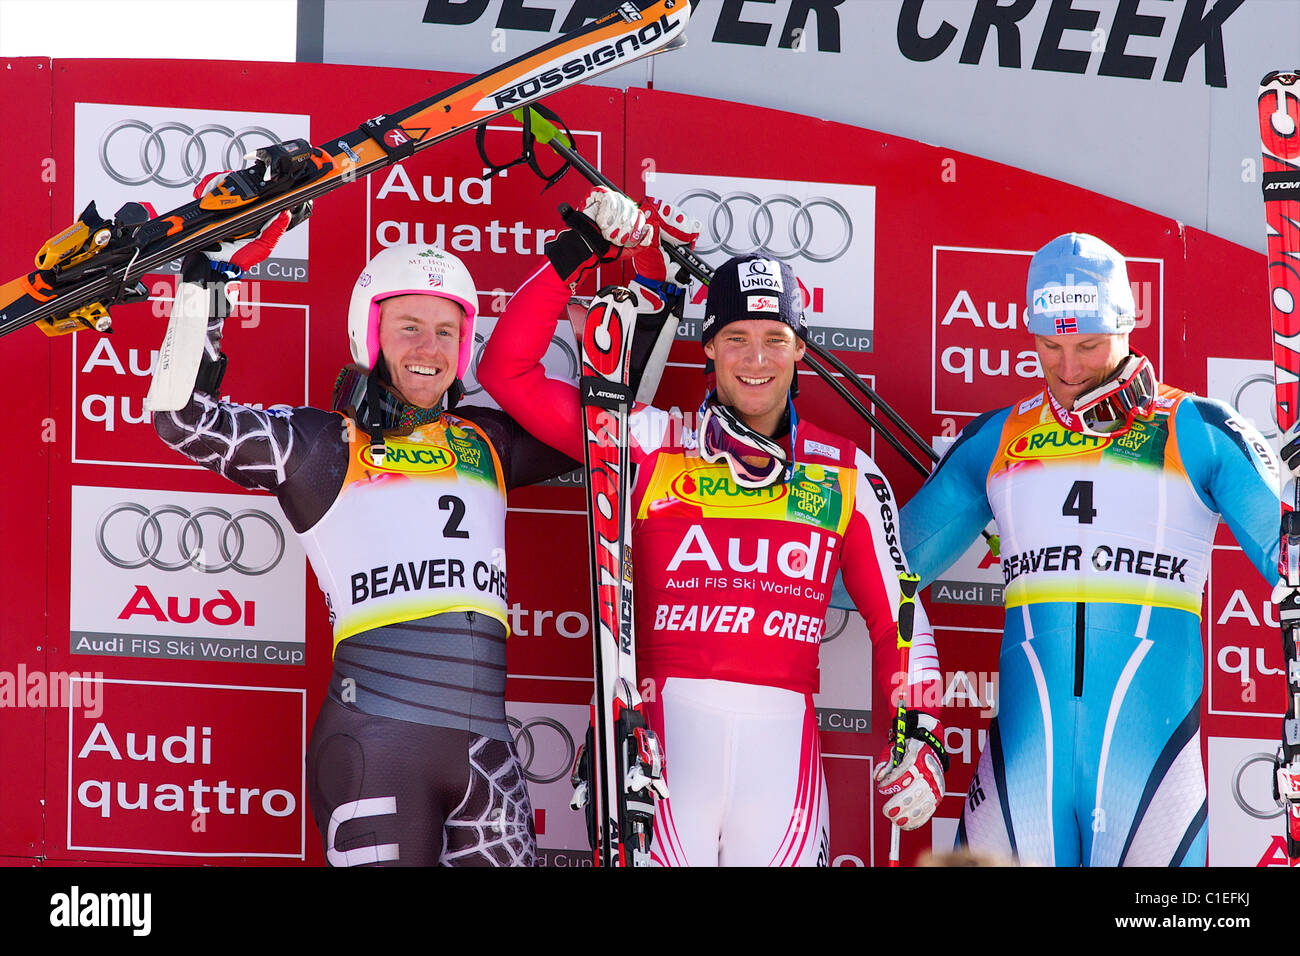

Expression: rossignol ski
xmin=571 ymin=282 xmax=666 ymax=867
xmin=1259 ymin=69 xmax=1300 ymax=861
xmin=0 ymin=0 xmax=689 ymax=339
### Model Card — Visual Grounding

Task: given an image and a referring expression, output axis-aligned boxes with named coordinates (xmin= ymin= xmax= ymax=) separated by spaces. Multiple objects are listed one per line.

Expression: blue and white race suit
xmin=900 ymin=383 xmax=1280 ymax=866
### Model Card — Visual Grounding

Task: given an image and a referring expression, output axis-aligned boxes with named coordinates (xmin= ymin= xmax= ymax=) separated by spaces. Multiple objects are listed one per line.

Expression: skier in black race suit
xmin=151 ymin=202 xmax=598 ymax=864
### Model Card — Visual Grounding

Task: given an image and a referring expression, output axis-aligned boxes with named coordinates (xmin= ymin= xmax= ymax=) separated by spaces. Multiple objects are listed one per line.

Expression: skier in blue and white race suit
xmin=899 ymin=234 xmax=1282 ymax=866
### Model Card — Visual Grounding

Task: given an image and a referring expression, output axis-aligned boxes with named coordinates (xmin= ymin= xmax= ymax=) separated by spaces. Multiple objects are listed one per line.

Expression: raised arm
xmin=151 ymin=253 xmax=344 ymax=532
xmin=477 ymin=257 xmax=589 ymax=461
xmin=479 ymin=192 xmax=694 ymax=462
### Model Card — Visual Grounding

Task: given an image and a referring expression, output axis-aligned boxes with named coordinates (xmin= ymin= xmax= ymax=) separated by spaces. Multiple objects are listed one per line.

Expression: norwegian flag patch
xmin=1054 ymin=317 xmax=1078 ymax=334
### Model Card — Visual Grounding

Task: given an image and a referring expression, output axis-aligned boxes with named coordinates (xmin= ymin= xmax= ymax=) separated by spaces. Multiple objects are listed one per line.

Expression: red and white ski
xmin=0 ymin=0 xmax=689 ymax=340
xmin=572 ymin=284 xmax=665 ymax=867
xmin=1259 ymin=69 xmax=1300 ymax=861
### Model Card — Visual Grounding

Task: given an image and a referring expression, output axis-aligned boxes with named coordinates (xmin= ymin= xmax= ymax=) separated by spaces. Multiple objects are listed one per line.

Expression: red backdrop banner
xmin=0 ymin=59 xmax=1281 ymax=867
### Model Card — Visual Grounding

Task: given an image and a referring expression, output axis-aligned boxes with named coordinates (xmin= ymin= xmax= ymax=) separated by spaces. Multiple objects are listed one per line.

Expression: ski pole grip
xmin=514 ymin=106 xmax=569 ymax=148
xmin=891 ymin=572 xmax=922 ymax=769
xmin=896 ymin=572 xmax=920 ymax=651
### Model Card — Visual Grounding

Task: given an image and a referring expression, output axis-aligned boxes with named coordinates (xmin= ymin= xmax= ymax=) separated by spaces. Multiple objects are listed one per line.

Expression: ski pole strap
xmin=557 ymin=202 xmax=623 ymax=268
xmin=476 ymin=103 xmax=573 ymax=191
xmin=895 ymin=709 xmax=950 ymax=772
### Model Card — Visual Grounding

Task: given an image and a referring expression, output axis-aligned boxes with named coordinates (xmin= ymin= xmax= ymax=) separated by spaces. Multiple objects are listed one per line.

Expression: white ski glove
xmin=874 ymin=713 xmax=948 ymax=831
xmin=582 ymin=186 xmax=652 ymax=248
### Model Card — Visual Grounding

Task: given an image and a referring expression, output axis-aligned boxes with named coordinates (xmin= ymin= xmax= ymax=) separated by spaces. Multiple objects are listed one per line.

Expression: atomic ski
xmin=571 ymin=282 xmax=666 ymax=867
xmin=0 ymin=0 xmax=689 ymax=339
xmin=1259 ymin=69 xmax=1300 ymax=861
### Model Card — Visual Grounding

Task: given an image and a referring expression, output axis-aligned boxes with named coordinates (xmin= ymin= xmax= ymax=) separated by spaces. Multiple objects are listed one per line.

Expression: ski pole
xmin=801 ymin=350 xmax=931 ymax=477
xmin=520 ymin=103 xmax=1001 ymax=549
xmin=889 ymin=572 xmax=921 ymax=867
xmin=510 ymin=105 xmax=940 ymax=473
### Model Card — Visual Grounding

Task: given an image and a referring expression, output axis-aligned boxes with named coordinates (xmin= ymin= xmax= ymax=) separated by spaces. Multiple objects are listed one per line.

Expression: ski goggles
xmin=697 ymin=397 xmax=793 ymax=488
xmin=331 ymin=364 xmax=369 ymax=417
xmin=1071 ymin=352 xmax=1157 ymax=437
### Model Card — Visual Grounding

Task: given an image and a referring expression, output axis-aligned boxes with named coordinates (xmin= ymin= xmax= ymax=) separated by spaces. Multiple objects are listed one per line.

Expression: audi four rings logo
xmin=98 ymin=120 xmax=282 ymax=188
xmin=508 ymin=716 xmax=577 ymax=785
xmin=1232 ymin=752 xmax=1283 ymax=820
xmin=820 ymin=607 xmax=852 ymax=644
xmin=464 ymin=330 xmax=578 ymax=397
xmin=95 ymin=504 xmax=286 ymax=575
xmin=672 ymin=189 xmax=854 ymax=263
xmin=1231 ymin=372 xmax=1281 ymax=440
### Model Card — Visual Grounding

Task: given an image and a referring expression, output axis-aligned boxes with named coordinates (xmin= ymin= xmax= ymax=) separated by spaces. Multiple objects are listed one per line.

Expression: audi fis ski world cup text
xmin=71 ymin=487 xmax=307 ymax=665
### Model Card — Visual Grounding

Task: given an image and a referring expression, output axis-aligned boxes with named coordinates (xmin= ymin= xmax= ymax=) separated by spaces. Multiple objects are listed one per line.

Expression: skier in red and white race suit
xmin=150 ymin=196 xmax=578 ymax=865
xmin=479 ymin=189 xmax=948 ymax=866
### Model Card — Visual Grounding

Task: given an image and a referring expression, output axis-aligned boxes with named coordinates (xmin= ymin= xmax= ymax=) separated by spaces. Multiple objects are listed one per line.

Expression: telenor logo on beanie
xmin=1032 ymin=284 xmax=1098 ymax=314
xmin=1025 ymin=233 xmax=1136 ymax=335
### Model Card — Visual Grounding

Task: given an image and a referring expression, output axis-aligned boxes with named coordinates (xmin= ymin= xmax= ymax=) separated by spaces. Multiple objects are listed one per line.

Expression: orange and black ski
xmin=0 ymin=0 xmax=689 ymax=339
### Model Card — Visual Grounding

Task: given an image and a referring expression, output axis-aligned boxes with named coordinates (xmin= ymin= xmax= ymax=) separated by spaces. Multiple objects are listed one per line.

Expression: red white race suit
xmin=478 ymin=262 xmax=941 ymax=866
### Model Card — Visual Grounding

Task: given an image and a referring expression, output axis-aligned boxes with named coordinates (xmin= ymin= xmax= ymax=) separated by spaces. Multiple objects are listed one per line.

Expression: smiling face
xmin=703 ymin=319 xmax=805 ymax=437
xmin=1033 ymin=331 xmax=1130 ymax=409
xmin=376 ymin=294 xmax=464 ymax=409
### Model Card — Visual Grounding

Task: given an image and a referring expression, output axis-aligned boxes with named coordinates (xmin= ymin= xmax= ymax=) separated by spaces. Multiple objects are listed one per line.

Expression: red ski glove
xmin=632 ymin=198 xmax=702 ymax=287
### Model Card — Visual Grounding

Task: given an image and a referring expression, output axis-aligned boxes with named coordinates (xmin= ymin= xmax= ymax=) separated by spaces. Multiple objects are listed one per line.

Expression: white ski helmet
xmin=346 ymin=244 xmax=479 ymax=378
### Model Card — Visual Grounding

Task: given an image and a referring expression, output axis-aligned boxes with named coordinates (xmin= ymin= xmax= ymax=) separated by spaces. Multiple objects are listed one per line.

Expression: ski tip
xmin=1262 ymin=71 xmax=1300 ymax=86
